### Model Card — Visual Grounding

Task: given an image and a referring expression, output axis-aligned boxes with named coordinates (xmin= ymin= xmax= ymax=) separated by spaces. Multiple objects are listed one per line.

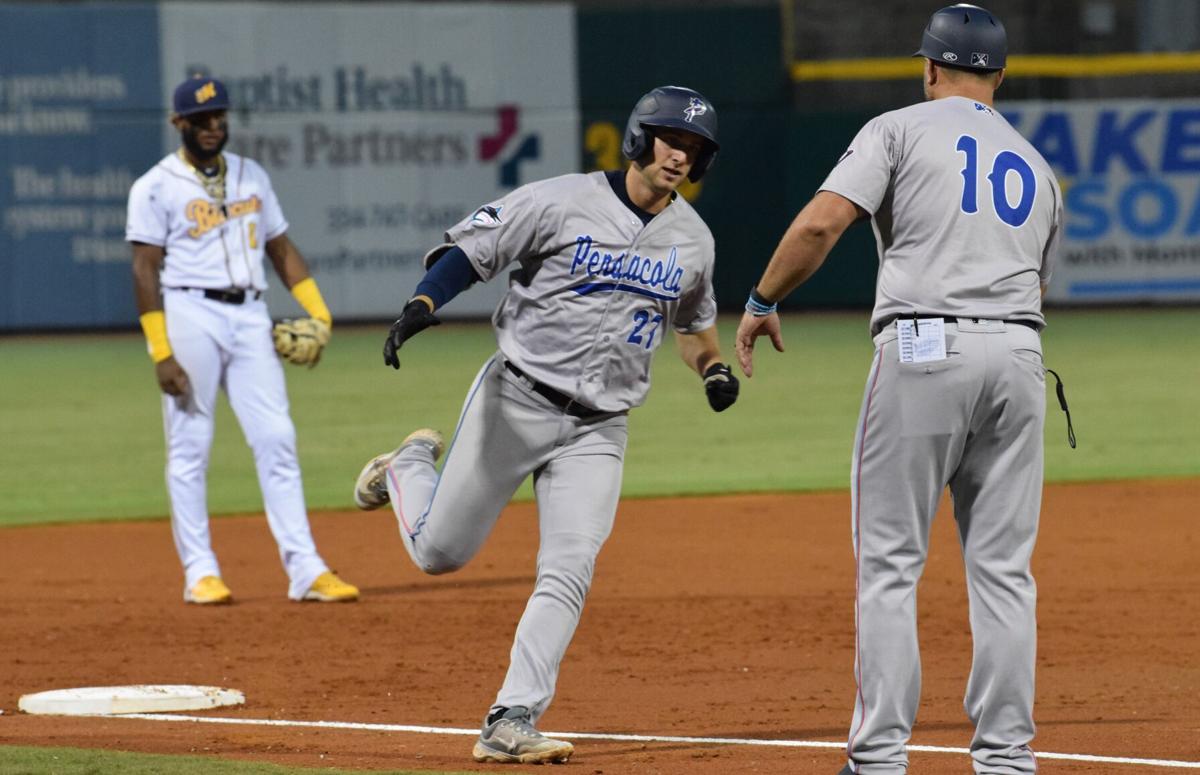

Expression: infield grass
xmin=0 ymin=745 xmax=472 ymax=775
xmin=1 ymin=308 xmax=1196 ymax=527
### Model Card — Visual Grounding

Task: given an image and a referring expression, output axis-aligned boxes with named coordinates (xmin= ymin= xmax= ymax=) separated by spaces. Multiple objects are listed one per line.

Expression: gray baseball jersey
xmin=824 ymin=96 xmax=1061 ymax=775
xmin=387 ymin=170 xmax=718 ymax=727
xmin=443 ymin=170 xmax=716 ymax=412
xmin=821 ymin=96 xmax=1062 ymax=335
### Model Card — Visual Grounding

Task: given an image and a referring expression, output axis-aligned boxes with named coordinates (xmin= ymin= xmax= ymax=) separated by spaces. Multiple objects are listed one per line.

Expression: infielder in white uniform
xmin=353 ymin=86 xmax=739 ymax=764
xmin=735 ymin=7 xmax=1064 ymax=774
xmin=128 ymin=75 xmax=358 ymax=605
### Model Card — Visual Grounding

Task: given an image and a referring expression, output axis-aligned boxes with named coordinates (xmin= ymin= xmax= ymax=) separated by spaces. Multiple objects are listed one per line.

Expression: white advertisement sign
xmin=159 ymin=2 xmax=578 ymax=319
xmin=1006 ymin=100 xmax=1200 ymax=303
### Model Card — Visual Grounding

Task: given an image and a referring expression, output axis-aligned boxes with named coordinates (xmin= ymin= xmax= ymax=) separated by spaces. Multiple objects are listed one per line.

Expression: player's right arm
xmin=735 ymin=191 xmax=862 ymax=377
xmin=131 ymin=241 xmax=190 ymax=397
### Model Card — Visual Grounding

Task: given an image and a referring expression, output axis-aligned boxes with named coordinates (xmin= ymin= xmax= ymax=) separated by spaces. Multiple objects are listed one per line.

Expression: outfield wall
xmin=1 ymin=4 xmax=1197 ymax=331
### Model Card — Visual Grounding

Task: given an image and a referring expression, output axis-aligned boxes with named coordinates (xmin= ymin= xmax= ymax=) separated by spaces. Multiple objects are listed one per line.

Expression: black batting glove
xmin=703 ymin=362 xmax=739 ymax=412
xmin=383 ymin=299 xmax=441 ymax=369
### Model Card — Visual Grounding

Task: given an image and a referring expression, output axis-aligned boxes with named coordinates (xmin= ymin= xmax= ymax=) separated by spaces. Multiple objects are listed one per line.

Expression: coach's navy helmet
xmin=914 ymin=4 xmax=1007 ymax=71
xmin=622 ymin=86 xmax=719 ymax=182
xmin=173 ymin=75 xmax=231 ymax=116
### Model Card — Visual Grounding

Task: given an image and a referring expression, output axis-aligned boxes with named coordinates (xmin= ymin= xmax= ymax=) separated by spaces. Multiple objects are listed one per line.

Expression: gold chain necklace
xmin=178 ymin=148 xmax=227 ymax=212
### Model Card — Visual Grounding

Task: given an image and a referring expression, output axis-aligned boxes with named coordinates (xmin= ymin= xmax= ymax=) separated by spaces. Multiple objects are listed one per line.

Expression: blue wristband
xmin=745 ymin=287 xmax=778 ymax=317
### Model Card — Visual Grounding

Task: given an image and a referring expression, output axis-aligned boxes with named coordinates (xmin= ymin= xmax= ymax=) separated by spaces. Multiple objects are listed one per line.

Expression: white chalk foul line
xmin=118 ymin=714 xmax=1200 ymax=769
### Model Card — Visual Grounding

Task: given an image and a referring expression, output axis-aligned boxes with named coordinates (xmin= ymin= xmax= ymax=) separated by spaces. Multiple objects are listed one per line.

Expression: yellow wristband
xmin=138 ymin=310 xmax=172 ymax=363
xmin=291 ymin=277 xmax=332 ymax=325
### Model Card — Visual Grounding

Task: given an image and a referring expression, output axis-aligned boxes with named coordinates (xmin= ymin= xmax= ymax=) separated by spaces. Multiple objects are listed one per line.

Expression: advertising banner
xmin=0 ymin=2 xmax=577 ymax=330
xmin=158 ymin=2 xmax=578 ymax=320
xmin=1007 ymin=100 xmax=1200 ymax=303
xmin=0 ymin=4 xmax=161 ymax=329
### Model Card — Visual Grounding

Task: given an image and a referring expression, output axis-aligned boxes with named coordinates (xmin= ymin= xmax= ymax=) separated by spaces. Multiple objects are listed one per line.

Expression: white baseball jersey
xmin=442 ymin=171 xmax=717 ymax=412
xmin=820 ymin=96 xmax=1062 ymax=334
xmin=126 ymin=151 xmax=288 ymax=290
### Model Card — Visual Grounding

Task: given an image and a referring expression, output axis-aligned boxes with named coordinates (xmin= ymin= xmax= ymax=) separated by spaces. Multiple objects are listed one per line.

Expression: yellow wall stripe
xmin=792 ymin=51 xmax=1200 ymax=81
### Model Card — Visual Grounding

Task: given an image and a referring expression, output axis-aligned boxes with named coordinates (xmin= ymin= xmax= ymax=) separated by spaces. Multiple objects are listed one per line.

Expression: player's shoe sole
xmin=352 ymin=429 xmax=445 ymax=510
xmin=353 ymin=451 xmax=398 ymax=510
xmin=471 ymin=739 xmax=573 ymax=764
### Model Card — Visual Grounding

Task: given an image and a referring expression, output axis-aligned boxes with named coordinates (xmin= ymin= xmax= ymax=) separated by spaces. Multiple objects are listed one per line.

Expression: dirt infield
xmin=1 ymin=479 xmax=1197 ymax=774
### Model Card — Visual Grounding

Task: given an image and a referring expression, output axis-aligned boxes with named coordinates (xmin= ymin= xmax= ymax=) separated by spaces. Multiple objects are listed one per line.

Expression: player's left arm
xmin=266 ymin=233 xmax=331 ymax=325
xmin=265 ymin=233 xmax=332 ymax=367
xmin=676 ymin=325 xmax=739 ymax=412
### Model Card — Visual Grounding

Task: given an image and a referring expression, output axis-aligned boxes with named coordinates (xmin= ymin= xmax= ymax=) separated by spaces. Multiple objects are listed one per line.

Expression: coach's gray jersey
xmin=442 ymin=171 xmax=716 ymax=412
xmin=820 ymin=96 xmax=1062 ymax=335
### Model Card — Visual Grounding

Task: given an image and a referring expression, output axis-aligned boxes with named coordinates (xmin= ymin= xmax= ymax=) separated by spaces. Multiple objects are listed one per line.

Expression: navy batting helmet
xmin=914 ymin=4 xmax=1007 ymax=71
xmin=621 ymin=86 xmax=719 ymax=182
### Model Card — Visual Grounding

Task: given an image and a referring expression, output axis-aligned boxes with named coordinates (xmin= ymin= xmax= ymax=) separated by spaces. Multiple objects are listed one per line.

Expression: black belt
xmin=503 ymin=360 xmax=607 ymax=419
xmin=889 ymin=316 xmax=1039 ymax=331
xmin=179 ymin=287 xmax=262 ymax=305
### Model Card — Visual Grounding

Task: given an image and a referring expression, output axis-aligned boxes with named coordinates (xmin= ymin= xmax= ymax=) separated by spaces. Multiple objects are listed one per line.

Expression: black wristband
xmin=749 ymin=286 xmax=777 ymax=307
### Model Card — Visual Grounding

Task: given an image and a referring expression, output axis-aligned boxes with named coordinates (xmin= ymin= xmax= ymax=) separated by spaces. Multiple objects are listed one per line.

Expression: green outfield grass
xmin=1 ymin=308 xmax=1196 ymax=527
xmin=0 ymin=745 xmax=471 ymax=775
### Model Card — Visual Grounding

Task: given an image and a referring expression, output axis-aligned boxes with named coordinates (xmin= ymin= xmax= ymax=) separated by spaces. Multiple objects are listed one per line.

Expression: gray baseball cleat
xmin=352 ymin=428 xmax=444 ymax=510
xmin=471 ymin=706 xmax=574 ymax=764
xmin=836 ymin=765 xmax=854 ymax=774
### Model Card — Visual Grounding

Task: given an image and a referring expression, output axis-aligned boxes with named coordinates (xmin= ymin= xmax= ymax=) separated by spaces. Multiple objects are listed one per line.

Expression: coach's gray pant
xmin=846 ymin=320 xmax=1045 ymax=775
xmin=386 ymin=354 xmax=628 ymax=723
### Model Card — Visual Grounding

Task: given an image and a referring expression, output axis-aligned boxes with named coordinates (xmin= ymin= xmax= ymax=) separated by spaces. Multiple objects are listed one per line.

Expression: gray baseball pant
xmin=846 ymin=319 xmax=1045 ymax=775
xmin=385 ymin=354 xmax=628 ymax=723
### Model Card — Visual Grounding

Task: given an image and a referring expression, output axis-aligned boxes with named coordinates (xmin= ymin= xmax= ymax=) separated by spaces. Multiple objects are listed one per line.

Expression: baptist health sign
xmin=0 ymin=2 xmax=576 ymax=330
xmin=1007 ymin=100 xmax=1200 ymax=303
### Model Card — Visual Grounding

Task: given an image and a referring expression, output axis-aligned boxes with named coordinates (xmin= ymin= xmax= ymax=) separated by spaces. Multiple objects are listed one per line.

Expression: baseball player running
xmin=353 ymin=86 xmax=739 ymax=764
xmin=735 ymin=6 xmax=1062 ymax=774
xmin=128 ymin=75 xmax=358 ymax=605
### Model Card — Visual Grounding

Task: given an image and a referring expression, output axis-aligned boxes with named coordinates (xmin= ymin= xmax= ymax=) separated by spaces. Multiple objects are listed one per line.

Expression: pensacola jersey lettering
xmin=570 ymin=235 xmax=684 ymax=299
xmin=186 ymin=195 xmax=263 ymax=239
xmin=442 ymin=171 xmax=716 ymax=411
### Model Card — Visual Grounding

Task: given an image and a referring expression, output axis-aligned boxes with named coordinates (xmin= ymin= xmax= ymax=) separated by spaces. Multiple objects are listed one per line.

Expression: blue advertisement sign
xmin=0 ymin=3 xmax=161 ymax=329
xmin=1007 ymin=100 xmax=1200 ymax=302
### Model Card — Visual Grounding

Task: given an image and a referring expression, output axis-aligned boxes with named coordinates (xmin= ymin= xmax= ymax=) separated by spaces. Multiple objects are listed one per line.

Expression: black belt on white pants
xmin=173 ymin=287 xmax=262 ymax=305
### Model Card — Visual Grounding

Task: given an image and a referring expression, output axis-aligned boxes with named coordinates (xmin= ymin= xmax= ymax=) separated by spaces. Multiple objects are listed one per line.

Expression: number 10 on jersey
xmin=956 ymin=135 xmax=1037 ymax=228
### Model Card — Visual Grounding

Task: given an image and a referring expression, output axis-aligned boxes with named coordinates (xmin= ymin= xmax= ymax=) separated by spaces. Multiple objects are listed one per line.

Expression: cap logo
xmin=971 ymin=52 xmax=989 ymax=67
xmin=683 ymin=97 xmax=707 ymax=123
xmin=194 ymin=81 xmax=217 ymax=104
xmin=942 ymin=52 xmax=959 ymax=62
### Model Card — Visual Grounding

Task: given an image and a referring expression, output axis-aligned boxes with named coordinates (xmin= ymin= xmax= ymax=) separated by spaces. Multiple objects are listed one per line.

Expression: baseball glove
xmin=273 ymin=317 xmax=331 ymax=368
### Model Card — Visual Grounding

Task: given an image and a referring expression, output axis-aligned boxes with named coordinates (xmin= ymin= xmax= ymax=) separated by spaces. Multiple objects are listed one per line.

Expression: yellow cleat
xmin=301 ymin=571 xmax=359 ymax=602
xmin=185 ymin=575 xmax=232 ymax=605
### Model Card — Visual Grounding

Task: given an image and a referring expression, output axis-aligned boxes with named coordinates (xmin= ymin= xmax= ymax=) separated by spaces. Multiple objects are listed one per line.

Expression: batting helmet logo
xmin=684 ymin=97 xmax=708 ymax=123
xmin=914 ymin=4 xmax=1007 ymax=72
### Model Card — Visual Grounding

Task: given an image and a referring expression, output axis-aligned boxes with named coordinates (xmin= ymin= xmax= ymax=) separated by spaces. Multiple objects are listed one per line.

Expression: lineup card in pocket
xmin=897 ymin=318 xmax=947 ymax=363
